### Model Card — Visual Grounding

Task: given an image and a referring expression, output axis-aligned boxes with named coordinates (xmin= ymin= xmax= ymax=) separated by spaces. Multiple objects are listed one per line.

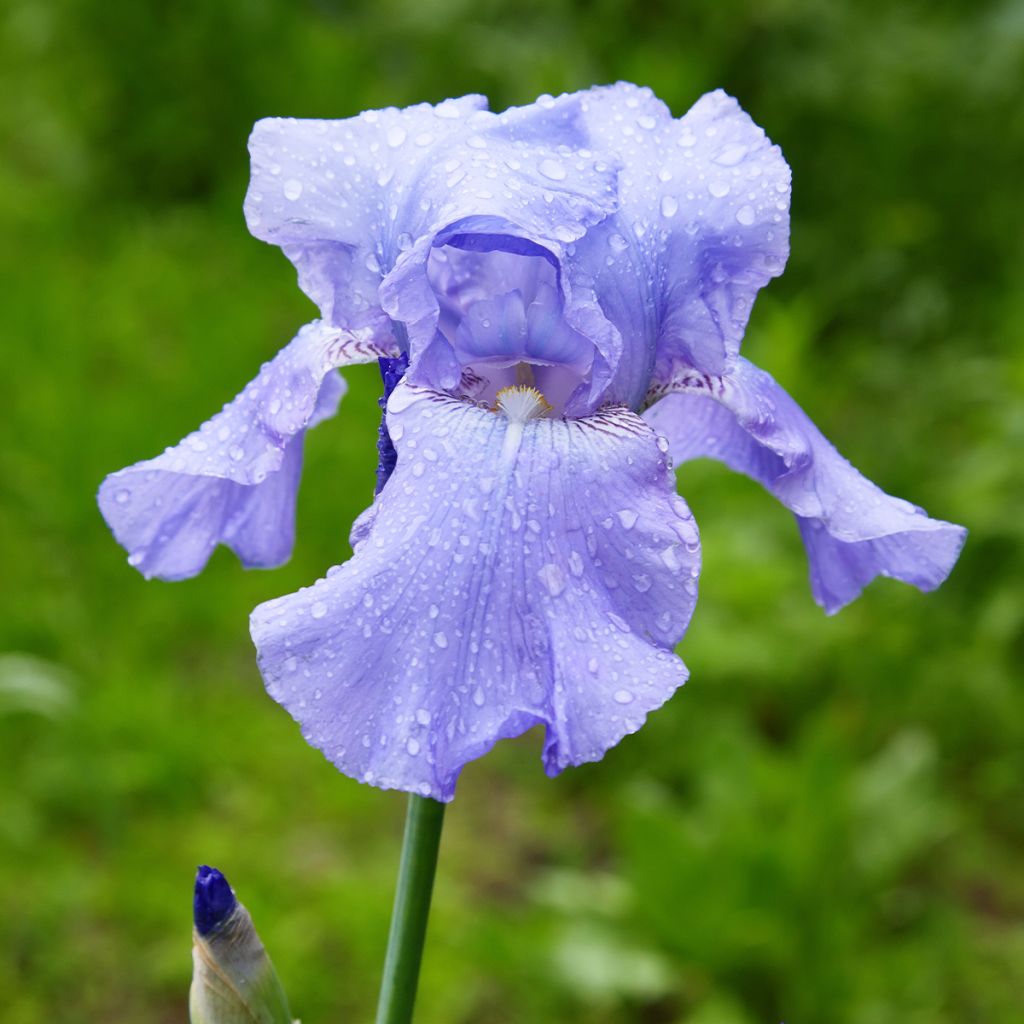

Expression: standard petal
xmin=251 ymin=384 xmax=700 ymax=801
xmin=98 ymin=321 xmax=396 ymax=581
xmin=245 ymin=96 xmax=487 ymax=339
xmin=246 ymin=94 xmax=620 ymax=365
xmin=570 ymin=83 xmax=791 ymax=405
xmin=644 ymin=358 xmax=966 ymax=613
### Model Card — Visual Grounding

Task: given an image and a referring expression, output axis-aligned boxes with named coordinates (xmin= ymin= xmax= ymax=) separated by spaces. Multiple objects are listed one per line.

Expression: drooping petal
xmin=246 ymin=94 xmax=621 ymax=372
xmin=251 ymin=384 xmax=700 ymax=801
xmin=569 ymin=84 xmax=791 ymax=406
xmin=644 ymin=357 xmax=966 ymax=613
xmin=98 ymin=321 xmax=396 ymax=581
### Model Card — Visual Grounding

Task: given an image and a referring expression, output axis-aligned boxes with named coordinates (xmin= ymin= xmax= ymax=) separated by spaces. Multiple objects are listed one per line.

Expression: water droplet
xmin=617 ymin=509 xmax=639 ymax=530
xmin=714 ymin=143 xmax=747 ymax=166
xmin=587 ymin=658 xmax=599 ymax=674
xmin=114 ymin=489 xmax=130 ymax=505
xmin=660 ymin=195 xmax=678 ymax=218
xmin=311 ymin=601 xmax=327 ymax=619
xmin=613 ymin=689 xmax=635 ymax=705
xmin=538 ymin=563 xmax=566 ymax=597
xmin=636 ymin=115 xmax=657 ymax=130
xmin=416 ymin=708 xmax=432 ymax=726
xmin=386 ymin=125 xmax=407 ymax=148
xmin=608 ymin=233 xmax=628 ymax=253
xmin=433 ymin=632 xmax=448 ymax=649
xmin=406 ymin=738 xmax=421 ymax=756
xmin=283 ymin=179 xmax=303 ymax=201
xmin=228 ymin=445 xmax=244 ymax=462
xmin=660 ymin=546 xmax=680 ymax=572
xmin=736 ymin=204 xmax=756 ymax=226
xmin=539 ymin=158 xmax=566 ymax=181
xmin=708 ymin=180 xmax=731 ymax=199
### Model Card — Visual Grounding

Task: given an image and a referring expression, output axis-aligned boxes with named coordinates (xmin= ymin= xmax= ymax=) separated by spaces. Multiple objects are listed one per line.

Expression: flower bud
xmin=190 ymin=866 xmax=296 ymax=1024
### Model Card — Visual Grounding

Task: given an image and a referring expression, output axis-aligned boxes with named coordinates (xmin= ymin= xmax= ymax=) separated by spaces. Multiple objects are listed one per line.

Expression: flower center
xmin=427 ymin=243 xmax=595 ymax=415
xmin=494 ymin=381 xmax=552 ymax=424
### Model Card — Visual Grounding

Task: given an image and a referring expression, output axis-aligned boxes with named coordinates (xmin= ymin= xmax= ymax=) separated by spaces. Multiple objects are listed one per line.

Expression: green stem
xmin=374 ymin=795 xmax=446 ymax=1024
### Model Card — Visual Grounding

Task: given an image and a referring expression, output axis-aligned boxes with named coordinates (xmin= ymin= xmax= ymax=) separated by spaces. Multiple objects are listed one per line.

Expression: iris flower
xmin=99 ymin=85 xmax=965 ymax=801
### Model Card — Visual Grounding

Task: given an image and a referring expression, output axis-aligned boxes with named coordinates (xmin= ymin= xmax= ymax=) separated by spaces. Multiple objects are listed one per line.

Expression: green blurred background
xmin=2 ymin=0 xmax=1022 ymax=1021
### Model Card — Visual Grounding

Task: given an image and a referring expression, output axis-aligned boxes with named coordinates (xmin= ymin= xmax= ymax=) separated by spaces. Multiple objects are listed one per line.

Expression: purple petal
xmin=570 ymin=84 xmax=791 ymax=405
xmin=644 ymin=358 xmax=966 ymax=613
xmin=245 ymin=95 xmax=620 ymax=374
xmin=245 ymin=96 xmax=487 ymax=339
xmin=251 ymin=384 xmax=700 ymax=801
xmin=98 ymin=321 xmax=396 ymax=581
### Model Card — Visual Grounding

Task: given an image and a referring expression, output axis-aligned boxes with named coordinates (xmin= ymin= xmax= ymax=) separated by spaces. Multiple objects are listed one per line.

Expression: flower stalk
xmin=375 ymin=795 xmax=446 ymax=1024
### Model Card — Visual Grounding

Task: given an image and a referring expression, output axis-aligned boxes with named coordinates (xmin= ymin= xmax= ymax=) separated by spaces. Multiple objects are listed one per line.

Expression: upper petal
xmin=245 ymin=94 xmax=620 ymax=361
xmin=98 ymin=321 xmax=396 ymax=581
xmin=570 ymin=83 xmax=791 ymax=405
xmin=251 ymin=384 xmax=700 ymax=801
xmin=644 ymin=357 xmax=966 ymax=612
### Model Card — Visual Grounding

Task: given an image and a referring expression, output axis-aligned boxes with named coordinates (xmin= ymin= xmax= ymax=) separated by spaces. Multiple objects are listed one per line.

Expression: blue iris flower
xmin=99 ymin=85 xmax=965 ymax=801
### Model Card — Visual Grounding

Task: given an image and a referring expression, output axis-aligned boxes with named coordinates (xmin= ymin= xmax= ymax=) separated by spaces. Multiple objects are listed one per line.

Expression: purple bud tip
xmin=194 ymin=865 xmax=237 ymax=936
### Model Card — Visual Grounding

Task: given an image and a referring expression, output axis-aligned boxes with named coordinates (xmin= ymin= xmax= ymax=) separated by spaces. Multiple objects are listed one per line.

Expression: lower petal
xmin=98 ymin=321 xmax=395 ymax=580
xmin=251 ymin=384 xmax=700 ymax=801
xmin=644 ymin=358 xmax=966 ymax=613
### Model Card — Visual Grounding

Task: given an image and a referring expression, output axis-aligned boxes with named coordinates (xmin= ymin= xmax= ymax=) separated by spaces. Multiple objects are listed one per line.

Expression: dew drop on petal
xmin=538 ymin=563 xmax=566 ymax=597
xmin=283 ymin=179 xmax=303 ymax=201
xmin=539 ymin=158 xmax=566 ymax=181
xmin=613 ymin=689 xmax=635 ymax=705
xmin=310 ymin=601 xmax=327 ymax=619
xmin=660 ymin=195 xmax=678 ymax=218
xmin=386 ymin=125 xmax=407 ymax=148
xmin=714 ymin=143 xmax=748 ymax=166
xmin=736 ymin=204 xmax=756 ymax=226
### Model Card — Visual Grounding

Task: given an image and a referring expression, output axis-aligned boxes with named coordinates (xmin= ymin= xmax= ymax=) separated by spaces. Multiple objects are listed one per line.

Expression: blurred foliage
xmin=1 ymin=0 xmax=1022 ymax=1021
